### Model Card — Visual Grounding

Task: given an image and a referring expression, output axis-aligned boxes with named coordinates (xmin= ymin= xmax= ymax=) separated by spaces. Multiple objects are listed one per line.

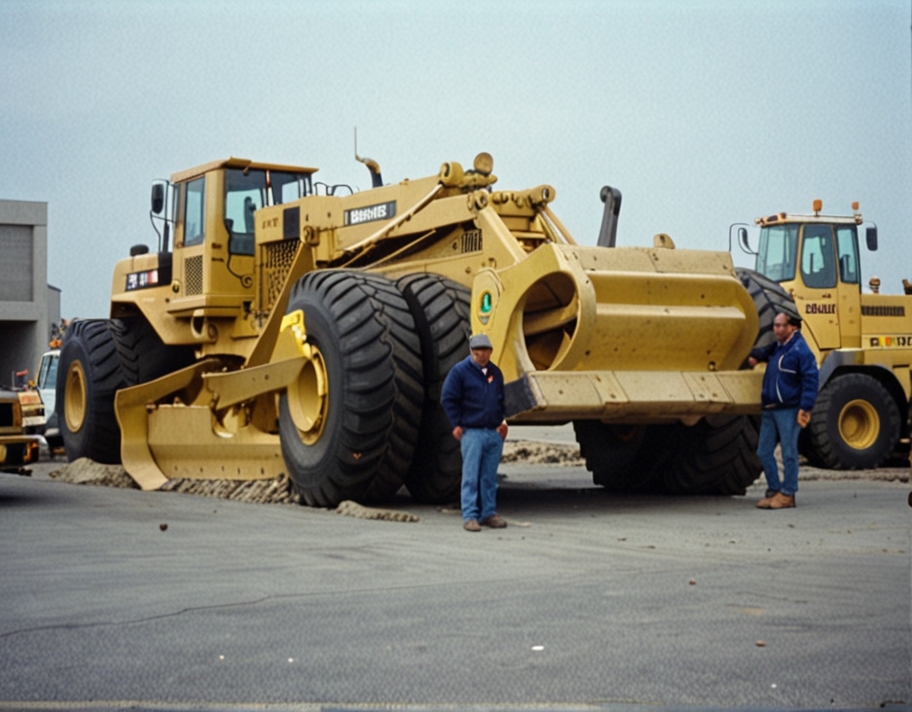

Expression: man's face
xmin=471 ymin=347 xmax=493 ymax=368
xmin=773 ymin=315 xmax=797 ymax=344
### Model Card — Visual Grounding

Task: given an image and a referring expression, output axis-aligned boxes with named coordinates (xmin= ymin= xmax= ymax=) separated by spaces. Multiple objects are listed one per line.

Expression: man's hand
xmin=748 ymin=356 xmax=758 ymax=367
xmin=452 ymin=425 xmax=463 ymax=441
xmin=497 ymin=421 xmax=508 ymax=440
xmin=797 ymin=409 xmax=811 ymax=428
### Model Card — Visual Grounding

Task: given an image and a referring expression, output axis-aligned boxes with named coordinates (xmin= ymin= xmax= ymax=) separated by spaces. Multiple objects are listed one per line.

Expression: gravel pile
xmin=46 ymin=442 xmax=909 ymax=508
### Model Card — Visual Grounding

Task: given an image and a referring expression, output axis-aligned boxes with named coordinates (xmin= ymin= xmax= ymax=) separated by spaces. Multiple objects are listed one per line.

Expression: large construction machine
xmin=58 ymin=153 xmax=765 ymax=506
xmin=735 ymin=200 xmax=911 ymax=469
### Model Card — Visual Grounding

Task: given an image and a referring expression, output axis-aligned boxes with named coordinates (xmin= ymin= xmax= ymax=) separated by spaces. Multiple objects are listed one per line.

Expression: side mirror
xmin=738 ymin=227 xmax=751 ymax=253
xmin=865 ymin=225 xmax=877 ymax=251
xmin=729 ymin=223 xmax=755 ymax=255
xmin=151 ymin=182 xmax=166 ymax=215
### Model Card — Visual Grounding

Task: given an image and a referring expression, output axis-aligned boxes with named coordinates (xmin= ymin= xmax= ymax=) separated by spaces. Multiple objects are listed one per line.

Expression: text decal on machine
xmin=344 ymin=201 xmax=396 ymax=226
xmin=126 ymin=269 xmax=161 ymax=291
xmin=870 ymin=335 xmax=912 ymax=347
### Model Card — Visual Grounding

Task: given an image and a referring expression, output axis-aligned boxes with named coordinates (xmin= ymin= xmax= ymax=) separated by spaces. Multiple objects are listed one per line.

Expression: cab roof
xmin=754 ymin=212 xmax=863 ymax=228
xmin=171 ymin=157 xmax=319 ymax=184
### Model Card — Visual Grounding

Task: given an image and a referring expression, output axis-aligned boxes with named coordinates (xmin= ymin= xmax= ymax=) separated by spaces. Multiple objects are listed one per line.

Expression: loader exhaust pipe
xmin=354 ymin=128 xmax=383 ymax=188
xmin=597 ymin=185 xmax=622 ymax=248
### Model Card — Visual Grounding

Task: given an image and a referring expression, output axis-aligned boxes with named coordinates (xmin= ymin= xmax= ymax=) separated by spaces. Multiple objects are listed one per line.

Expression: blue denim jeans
xmin=460 ymin=427 xmax=504 ymax=522
xmin=757 ymin=408 xmax=801 ymax=496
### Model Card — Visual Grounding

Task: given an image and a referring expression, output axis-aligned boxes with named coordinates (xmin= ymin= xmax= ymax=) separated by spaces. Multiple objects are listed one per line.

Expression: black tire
xmin=57 ymin=319 xmax=128 ymax=464
xmin=806 ymin=373 xmax=900 ymax=469
xmin=397 ymin=274 xmax=472 ymax=504
xmin=736 ymin=267 xmax=799 ymax=354
xmin=649 ymin=415 xmax=761 ymax=495
xmin=278 ymin=270 xmax=425 ymax=507
xmin=573 ymin=422 xmax=658 ymax=491
xmin=58 ymin=318 xmax=196 ymax=465
xmin=576 ymin=416 xmax=760 ymax=495
xmin=111 ymin=317 xmax=196 ymax=385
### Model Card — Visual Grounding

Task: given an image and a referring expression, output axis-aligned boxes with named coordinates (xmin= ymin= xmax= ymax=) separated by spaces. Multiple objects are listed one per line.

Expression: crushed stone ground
xmin=47 ymin=441 xmax=909 ymax=510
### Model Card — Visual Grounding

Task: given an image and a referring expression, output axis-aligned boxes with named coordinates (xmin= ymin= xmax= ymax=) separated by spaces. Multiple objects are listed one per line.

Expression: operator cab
xmin=150 ymin=158 xmax=316 ymax=255
xmin=753 ymin=200 xmax=876 ymax=289
xmin=146 ymin=158 xmax=316 ymax=320
xmin=748 ymin=200 xmax=878 ymax=351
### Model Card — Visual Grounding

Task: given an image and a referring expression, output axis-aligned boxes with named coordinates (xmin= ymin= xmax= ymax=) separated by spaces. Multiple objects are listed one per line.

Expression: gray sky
xmin=2 ymin=0 xmax=909 ymax=320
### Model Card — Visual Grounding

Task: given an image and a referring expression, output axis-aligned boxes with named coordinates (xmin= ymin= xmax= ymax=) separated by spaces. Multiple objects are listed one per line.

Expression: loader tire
xmin=647 ymin=415 xmax=762 ymax=495
xmin=58 ymin=320 xmax=124 ymax=464
xmin=805 ymin=373 xmax=900 ymax=469
xmin=111 ymin=316 xmax=195 ymax=385
xmin=736 ymin=267 xmax=798 ymax=353
xmin=58 ymin=318 xmax=195 ymax=465
xmin=573 ymin=422 xmax=658 ymax=491
xmin=279 ymin=270 xmax=425 ymax=508
xmin=397 ymin=274 xmax=472 ymax=504
xmin=576 ymin=416 xmax=760 ymax=495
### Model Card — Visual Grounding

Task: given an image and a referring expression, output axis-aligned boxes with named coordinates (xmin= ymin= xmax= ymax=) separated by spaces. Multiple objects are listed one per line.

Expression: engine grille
xmin=184 ymin=255 xmax=203 ymax=296
xmin=462 ymin=229 xmax=483 ymax=253
xmin=262 ymin=239 xmax=300 ymax=311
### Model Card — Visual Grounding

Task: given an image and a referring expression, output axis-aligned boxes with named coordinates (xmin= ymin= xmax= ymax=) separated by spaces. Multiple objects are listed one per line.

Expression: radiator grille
xmin=862 ymin=305 xmax=905 ymax=317
xmin=263 ymin=239 xmax=300 ymax=311
xmin=462 ymin=229 xmax=483 ymax=253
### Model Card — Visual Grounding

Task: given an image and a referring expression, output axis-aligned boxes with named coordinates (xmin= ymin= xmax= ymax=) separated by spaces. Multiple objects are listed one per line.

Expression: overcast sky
xmin=2 ymin=0 xmax=909 ymax=320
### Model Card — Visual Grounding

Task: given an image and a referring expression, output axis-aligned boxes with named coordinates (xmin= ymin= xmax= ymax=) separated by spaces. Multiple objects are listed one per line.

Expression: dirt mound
xmin=47 ymin=441 xmax=582 ymax=506
xmin=50 ymin=458 xmax=295 ymax=504
xmin=49 ymin=458 xmax=139 ymax=489
xmin=502 ymin=441 xmax=583 ymax=466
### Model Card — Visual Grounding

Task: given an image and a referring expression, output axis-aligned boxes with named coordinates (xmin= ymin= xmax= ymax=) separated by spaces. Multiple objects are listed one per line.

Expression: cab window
xmin=801 ymin=225 xmax=836 ymax=289
xmin=757 ymin=224 xmax=798 ymax=282
xmin=271 ymin=171 xmax=311 ymax=204
xmin=224 ymin=169 xmax=267 ymax=256
xmin=183 ymin=177 xmax=206 ymax=247
xmin=836 ymin=226 xmax=860 ymax=284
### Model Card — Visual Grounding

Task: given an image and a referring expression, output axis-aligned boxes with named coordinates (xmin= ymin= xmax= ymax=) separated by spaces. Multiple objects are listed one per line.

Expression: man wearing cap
xmin=441 ymin=333 xmax=509 ymax=532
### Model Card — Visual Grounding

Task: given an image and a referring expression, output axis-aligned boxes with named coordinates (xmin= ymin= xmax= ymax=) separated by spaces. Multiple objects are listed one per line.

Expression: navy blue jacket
xmin=441 ymin=355 xmax=506 ymax=430
xmin=750 ymin=331 xmax=819 ymax=411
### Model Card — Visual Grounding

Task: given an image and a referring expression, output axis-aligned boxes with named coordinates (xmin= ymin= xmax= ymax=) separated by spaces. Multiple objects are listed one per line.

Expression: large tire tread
xmin=398 ymin=274 xmax=472 ymax=504
xmin=58 ymin=317 xmax=198 ymax=465
xmin=280 ymin=270 xmax=424 ymax=507
xmin=806 ymin=373 xmax=900 ymax=469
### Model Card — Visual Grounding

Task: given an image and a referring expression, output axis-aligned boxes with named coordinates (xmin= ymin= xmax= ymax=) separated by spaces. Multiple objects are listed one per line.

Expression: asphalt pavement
xmin=0 ymin=441 xmax=909 ymax=712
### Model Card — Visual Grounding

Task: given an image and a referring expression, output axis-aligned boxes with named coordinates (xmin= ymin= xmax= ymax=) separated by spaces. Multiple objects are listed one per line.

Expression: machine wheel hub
xmin=838 ymin=398 xmax=879 ymax=451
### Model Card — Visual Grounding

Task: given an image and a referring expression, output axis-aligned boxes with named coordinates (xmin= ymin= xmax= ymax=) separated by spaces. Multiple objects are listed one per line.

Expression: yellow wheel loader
xmin=735 ymin=200 xmax=911 ymax=469
xmin=58 ymin=153 xmax=764 ymax=507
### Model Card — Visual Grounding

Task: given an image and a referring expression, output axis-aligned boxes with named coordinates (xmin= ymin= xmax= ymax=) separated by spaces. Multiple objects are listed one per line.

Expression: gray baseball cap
xmin=469 ymin=333 xmax=493 ymax=350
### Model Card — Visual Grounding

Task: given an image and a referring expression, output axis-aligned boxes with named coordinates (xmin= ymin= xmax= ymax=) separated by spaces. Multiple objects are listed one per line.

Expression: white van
xmin=35 ymin=349 xmax=61 ymax=450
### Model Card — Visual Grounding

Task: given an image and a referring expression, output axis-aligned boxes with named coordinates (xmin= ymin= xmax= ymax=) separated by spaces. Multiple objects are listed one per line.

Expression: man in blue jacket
xmin=748 ymin=312 xmax=819 ymax=509
xmin=441 ymin=333 xmax=509 ymax=532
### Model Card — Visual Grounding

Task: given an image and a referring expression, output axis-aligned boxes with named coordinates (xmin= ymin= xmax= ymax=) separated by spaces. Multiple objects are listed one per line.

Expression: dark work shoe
xmin=481 ymin=515 xmax=507 ymax=529
xmin=463 ymin=519 xmax=481 ymax=532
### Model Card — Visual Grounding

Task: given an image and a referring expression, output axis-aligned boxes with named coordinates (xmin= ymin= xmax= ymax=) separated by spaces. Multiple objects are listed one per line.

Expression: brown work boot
xmin=481 ymin=515 xmax=507 ymax=529
xmin=463 ymin=519 xmax=481 ymax=532
xmin=768 ymin=493 xmax=796 ymax=509
xmin=756 ymin=492 xmax=779 ymax=509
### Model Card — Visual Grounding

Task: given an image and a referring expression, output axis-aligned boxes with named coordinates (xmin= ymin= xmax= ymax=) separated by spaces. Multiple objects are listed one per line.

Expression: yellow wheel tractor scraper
xmin=57 ymin=152 xmax=764 ymax=507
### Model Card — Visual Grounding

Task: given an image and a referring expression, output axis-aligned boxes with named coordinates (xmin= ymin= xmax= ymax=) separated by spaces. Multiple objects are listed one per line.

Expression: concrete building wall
xmin=0 ymin=199 xmax=51 ymax=387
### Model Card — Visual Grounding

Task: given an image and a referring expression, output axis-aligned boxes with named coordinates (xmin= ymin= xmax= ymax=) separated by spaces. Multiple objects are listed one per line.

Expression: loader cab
xmin=753 ymin=201 xmax=875 ymax=352
xmin=163 ymin=158 xmax=315 ymax=318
